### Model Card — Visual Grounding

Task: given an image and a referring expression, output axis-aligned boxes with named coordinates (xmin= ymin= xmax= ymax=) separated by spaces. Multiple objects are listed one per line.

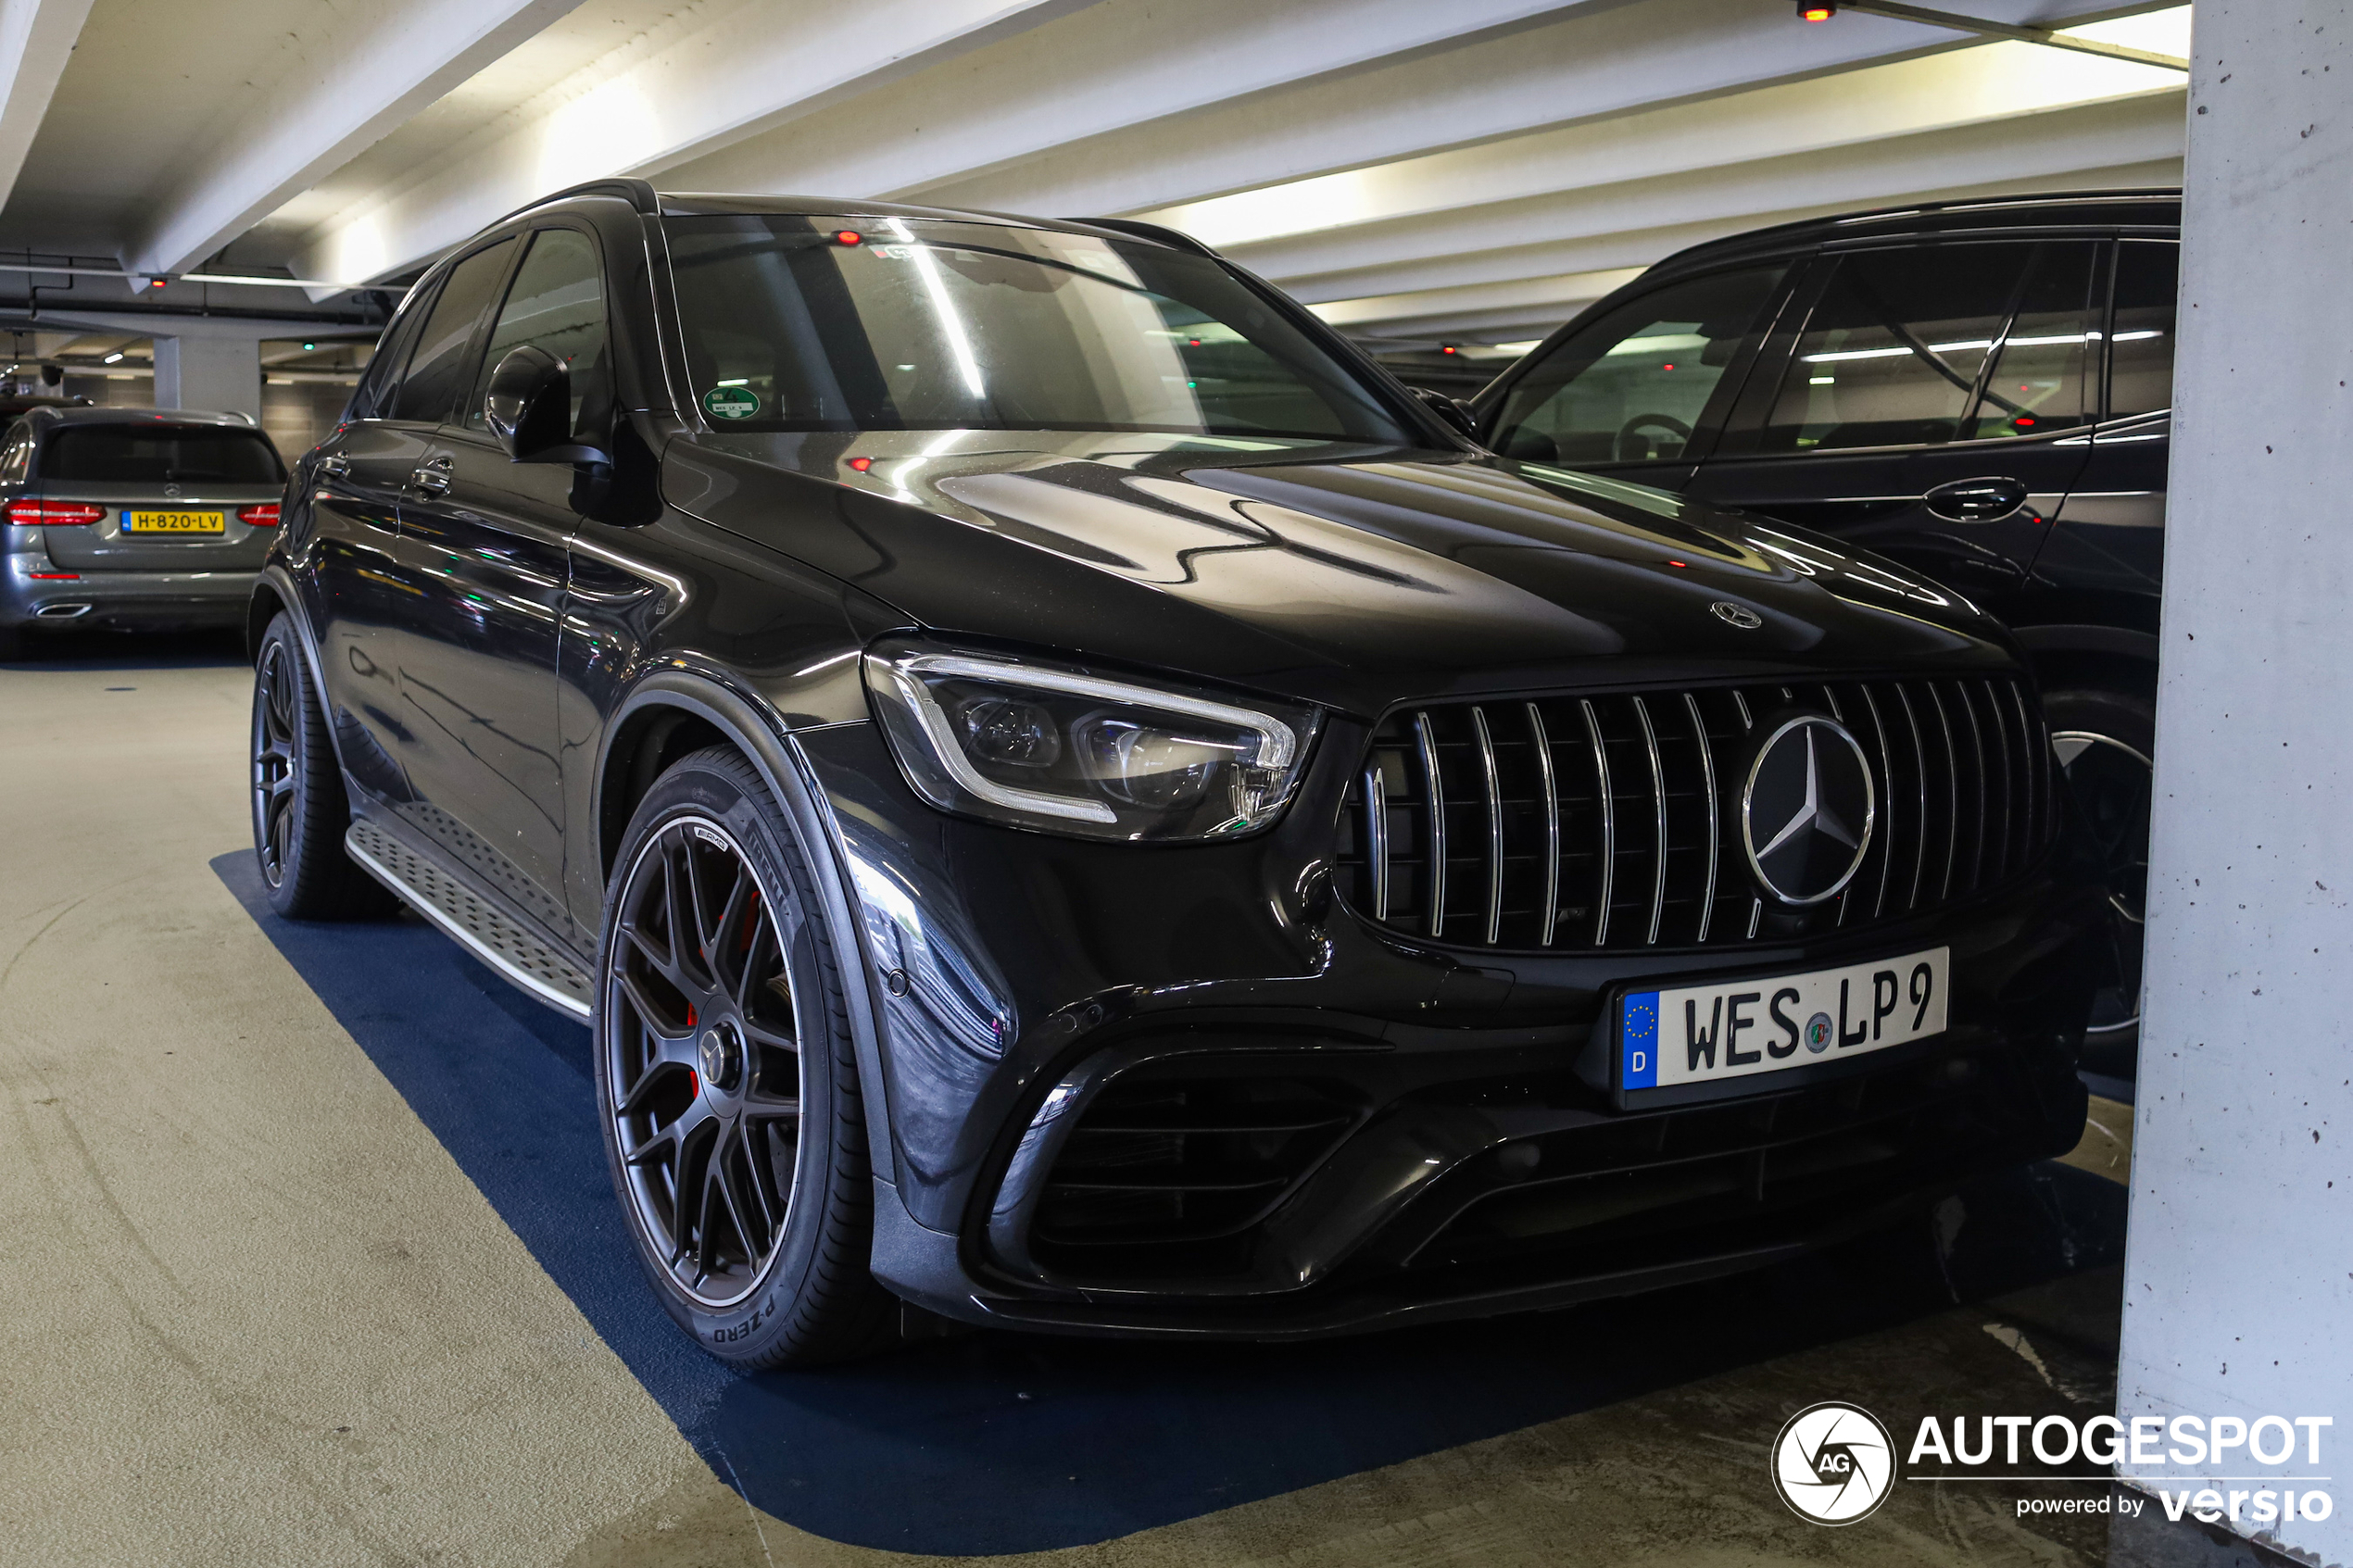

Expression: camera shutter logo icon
xmin=1771 ymin=1401 xmax=1895 ymax=1524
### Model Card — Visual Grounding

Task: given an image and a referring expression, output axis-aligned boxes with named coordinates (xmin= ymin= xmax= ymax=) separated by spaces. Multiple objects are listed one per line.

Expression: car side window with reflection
xmin=2107 ymin=241 xmax=2178 ymax=419
xmin=390 ymin=238 xmax=516 ymax=425
xmin=346 ymin=296 xmax=433 ymax=422
xmin=466 ymin=228 xmax=610 ymax=435
xmin=1757 ymin=243 xmax=2095 ymax=454
xmin=1490 ymin=267 xmax=1784 ymax=465
xmin=0 ymin=424 xmax=31 ymax=483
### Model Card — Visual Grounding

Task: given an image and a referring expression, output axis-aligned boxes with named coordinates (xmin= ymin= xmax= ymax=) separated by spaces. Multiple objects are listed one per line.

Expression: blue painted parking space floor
xmin=215 ymin=849 xmax=2151 ymax=1567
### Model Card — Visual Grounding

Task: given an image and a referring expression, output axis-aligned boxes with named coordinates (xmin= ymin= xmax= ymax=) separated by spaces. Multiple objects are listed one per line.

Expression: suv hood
xmin=665 ymin=432 xmax=2018 ymax=714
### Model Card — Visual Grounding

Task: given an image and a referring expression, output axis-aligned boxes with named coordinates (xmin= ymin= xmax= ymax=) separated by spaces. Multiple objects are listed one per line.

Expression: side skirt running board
xmin=345 ymin=818 xmax=592 ymax=1021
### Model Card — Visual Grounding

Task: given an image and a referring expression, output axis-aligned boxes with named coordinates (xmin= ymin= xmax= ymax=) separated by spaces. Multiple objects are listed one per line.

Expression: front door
xmin=1688 ymin=240 xmax=2103 ymax=623
xmin=1481 ymin=263 xmax=1793 ymax=496
xmin=385 ymin=225 xmax=614 ymax=946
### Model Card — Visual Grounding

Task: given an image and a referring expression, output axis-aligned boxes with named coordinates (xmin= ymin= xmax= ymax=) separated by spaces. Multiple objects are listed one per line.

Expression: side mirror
xmin=1412 ymin=385 xmax=1481 ymax=443
xmin=485 ymin=345 xmax=609 ymax=468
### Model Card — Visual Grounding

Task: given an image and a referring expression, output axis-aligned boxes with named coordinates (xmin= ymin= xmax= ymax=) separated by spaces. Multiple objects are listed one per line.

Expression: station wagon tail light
xmin=4 ymin=500 xmax=103 ymax=527
xmin=864 ymin=641 xmax=1320 ymax=842
xmin=238 ymin=504 xmax=282 ymax=526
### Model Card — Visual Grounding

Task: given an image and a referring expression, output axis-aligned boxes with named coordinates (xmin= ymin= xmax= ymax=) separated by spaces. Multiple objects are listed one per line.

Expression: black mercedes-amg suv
xmin=248 ymin=180 xmax=2101 ymax=1366
xmin=1475 ymin=191 xmax=2175 ymax=1084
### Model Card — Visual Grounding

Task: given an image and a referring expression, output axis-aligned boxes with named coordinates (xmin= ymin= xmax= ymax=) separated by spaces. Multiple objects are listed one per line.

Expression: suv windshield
xmin=664 ymin=216 xmax=1409 ymax=443
xmin=42 ymin=423 xmax=284 ymax=484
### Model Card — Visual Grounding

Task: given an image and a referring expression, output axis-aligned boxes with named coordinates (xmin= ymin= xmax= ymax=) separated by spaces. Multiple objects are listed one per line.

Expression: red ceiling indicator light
xmin=1662 ymin=362 xmax=1676 ymax=370
xmin=1797 ymin=2 xmax=1836 ymax=19
xmin=1667 ymin=558 xmax=1689 ymax=569
xmin=835 ymin=230 xmax=862 ymax=245
xmin=237 ymin=503 xmax=281 ymax=526
xmin=1440 ymin=344 xmax=1458 ymax=356
xmin=847 ymin=456 xmax=874 ymax=472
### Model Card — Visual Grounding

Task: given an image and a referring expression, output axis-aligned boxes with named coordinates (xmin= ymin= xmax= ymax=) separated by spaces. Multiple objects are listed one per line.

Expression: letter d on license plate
xmin=1620 ymin=947 xmax=1948 ymax=1094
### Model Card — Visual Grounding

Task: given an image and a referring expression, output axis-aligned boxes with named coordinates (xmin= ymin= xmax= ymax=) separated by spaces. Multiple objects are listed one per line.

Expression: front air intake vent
xmin=1334 ymin=676 xmax=2052 ymax=953
xmin=1030 ymin=1075 xmax=1360 ymax=1272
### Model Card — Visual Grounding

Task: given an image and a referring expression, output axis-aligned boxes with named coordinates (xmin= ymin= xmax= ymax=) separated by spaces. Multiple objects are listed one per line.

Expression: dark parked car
xmin=249 ymin=180 xmax=2103 ymax=1365
xmin=1475 ymin=191 xmax=2174 ymax=1084
xmin=0 ymin=406 xmax=285 ymax=658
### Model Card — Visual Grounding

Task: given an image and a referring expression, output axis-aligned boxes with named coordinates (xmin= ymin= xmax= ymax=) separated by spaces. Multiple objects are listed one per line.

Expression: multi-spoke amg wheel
xmin=607 ymin=816 xmax=804 ymax=1307
xmin=253 ymin=636 xmax=300 ymax=886
xmin=594 ymin=746 xmax=897 ymax=1366
xmin=2045 ymin=685 xmax=2156 ymax=1078
xmin=247 ymin=613 xmax=394 ymax=921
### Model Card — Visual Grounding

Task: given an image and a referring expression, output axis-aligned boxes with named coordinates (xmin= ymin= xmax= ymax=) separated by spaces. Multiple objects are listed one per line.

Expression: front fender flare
xmin=598 ymin=668 xmax=900 ymax=1191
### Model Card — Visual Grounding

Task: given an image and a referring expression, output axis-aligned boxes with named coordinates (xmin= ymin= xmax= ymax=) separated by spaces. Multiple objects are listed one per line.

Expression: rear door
xmin=36 ymin=420 xmax=285 ymax=572
xmin=302 ymin=276 xmax=443 ymax=797
xmin=2026 ymin=238 xmax=2175 ymax=628
xmin=1481 ymin=263 xmax=1793 ymax=495
xmin=387 ymin=227 xmax=607 ymax=941
xmin=1688 ymin=240 xmax=2101 ymax=622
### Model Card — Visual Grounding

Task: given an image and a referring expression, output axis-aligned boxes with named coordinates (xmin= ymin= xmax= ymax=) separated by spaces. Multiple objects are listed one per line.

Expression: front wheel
xmin=594 ymin=746 xmax=898 ymax=1368
xmin=2045 ymin=686 xmax=2152 ymax=1080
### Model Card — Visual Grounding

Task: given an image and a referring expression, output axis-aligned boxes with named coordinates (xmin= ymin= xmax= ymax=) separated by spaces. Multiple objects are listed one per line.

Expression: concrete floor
xmin=0 ymin=630 xmax=2252 ymax=1568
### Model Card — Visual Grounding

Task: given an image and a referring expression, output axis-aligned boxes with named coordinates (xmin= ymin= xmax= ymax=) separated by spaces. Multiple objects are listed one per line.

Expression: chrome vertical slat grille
xmin=1336 ymin=674 xmax=2057 ymax=954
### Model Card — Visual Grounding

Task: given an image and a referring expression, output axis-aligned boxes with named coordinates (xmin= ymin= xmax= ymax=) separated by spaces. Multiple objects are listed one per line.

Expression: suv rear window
xmin=40 ymin=424 xmax=285 ymax=484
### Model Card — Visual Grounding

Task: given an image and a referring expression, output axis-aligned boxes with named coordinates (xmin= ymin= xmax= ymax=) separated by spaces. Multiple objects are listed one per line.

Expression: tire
xmin=593 ymin=745 xmax=898 ymax=1368
xmin=2043 ymin=686 xmax=2153 ymax=1080
xmin=250 ymin=614 xmax=396 ymax=920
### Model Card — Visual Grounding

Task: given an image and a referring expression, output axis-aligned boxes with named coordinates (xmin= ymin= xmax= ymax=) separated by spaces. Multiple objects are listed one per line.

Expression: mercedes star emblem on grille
xmin=1710 ymin=600 xmax=1764 ymax=629
xmin=1741 ymin=715 xmax=1875 ymax=905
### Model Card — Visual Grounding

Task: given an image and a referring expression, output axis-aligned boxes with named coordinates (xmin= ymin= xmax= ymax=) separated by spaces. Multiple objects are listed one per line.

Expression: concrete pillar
xmin=2119 ymin=3 xmax=2353 ymax=1558
xmin=150 ymin=334 xmax=260 ymax=421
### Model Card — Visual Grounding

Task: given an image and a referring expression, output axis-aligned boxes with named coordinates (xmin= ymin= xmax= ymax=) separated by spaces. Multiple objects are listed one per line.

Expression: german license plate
xmin=122 ymin=510 xmax=224 ymax=533
xmin=1620 ymin=947 xmax=1949 ymax=1093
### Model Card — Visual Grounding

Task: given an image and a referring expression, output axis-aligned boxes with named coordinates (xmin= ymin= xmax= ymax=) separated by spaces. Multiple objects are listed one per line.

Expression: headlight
xmin=862 ymin=641 xmax=1320 ymax=841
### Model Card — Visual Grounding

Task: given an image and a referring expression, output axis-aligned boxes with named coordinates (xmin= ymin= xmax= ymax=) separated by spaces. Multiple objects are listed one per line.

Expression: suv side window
xmin=465 ymin=228 xmax=610 ymax=435
xmin=2107 ymin=240 xmax=2178 ymax=419
xmin=1756 ymin=242 xmax=2096 ymax=453
xmin=1489 ymin=266 xmax=1785 ymax=465
xmin=391 ymin=238 xmax=517 ymax=425
xmin=346 ymin=291 xmax=435 ymax=422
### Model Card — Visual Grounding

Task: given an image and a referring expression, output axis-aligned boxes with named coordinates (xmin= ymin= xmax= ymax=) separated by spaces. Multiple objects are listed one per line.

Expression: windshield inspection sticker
xmin=703 ymin=385 xmax=761 ymax=420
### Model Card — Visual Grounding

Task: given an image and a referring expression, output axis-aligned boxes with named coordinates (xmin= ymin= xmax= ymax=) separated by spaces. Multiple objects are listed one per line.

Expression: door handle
xmin=409 ymin=455 xmax=454 ymax=495
xmin=317 ymin=454 xmax=350 ymax=477
xmin=1923 ymin=475 xmax=2029 ymax=522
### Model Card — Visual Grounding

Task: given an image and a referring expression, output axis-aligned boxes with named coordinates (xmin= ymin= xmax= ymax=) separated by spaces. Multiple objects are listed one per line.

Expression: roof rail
xmin=1070 ymin=217 xmax=1220 ymax=258
xmin=488 ymin=178 xmax=662 ymax=230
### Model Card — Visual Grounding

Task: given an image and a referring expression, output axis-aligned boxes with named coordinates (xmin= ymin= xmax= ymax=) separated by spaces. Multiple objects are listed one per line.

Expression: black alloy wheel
xmin=595 ymin=746 xmax=896 ymax=1367
xmin=2045 ymin=687 xmax=2154 ymax=1081
xmin=249 ymin=613 xmax=395 ymax=920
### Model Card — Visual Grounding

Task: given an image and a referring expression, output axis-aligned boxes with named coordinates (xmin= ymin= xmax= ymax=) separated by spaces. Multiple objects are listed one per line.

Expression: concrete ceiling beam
xmin=914 ymin=0 xmax=2180 ymax=220
xmin=0 ymin=0 xmax=96 ymax=215
xmin=1149 ymin=38 xmax=2183 ymax=256
xmin=290 ymin=0 xmax=1115 ymax=289
xmin=121 ymin=0 xmax=591 ymax=283
xmin=1260 ymin=94 xmax=2186 ymax=304
xmin=1311 ymin=154 xmax=2183 ymax=339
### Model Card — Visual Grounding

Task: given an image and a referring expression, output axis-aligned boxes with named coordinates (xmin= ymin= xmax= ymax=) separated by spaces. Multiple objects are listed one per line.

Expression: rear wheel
xmin=250 ymin=614 xmax=396 ymax=920
xmin=594 ymin=746 xmax=897 ymax=1368
xmin=2044 ymin=686 xmax=2152 ymax=1080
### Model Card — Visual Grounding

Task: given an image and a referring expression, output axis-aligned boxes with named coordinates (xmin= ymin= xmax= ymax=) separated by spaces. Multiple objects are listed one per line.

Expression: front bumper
xmin=794 ymin=719 xmax=2101 ymax=1339
xmin=3 ymin=550 xmax=256 ymax=631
